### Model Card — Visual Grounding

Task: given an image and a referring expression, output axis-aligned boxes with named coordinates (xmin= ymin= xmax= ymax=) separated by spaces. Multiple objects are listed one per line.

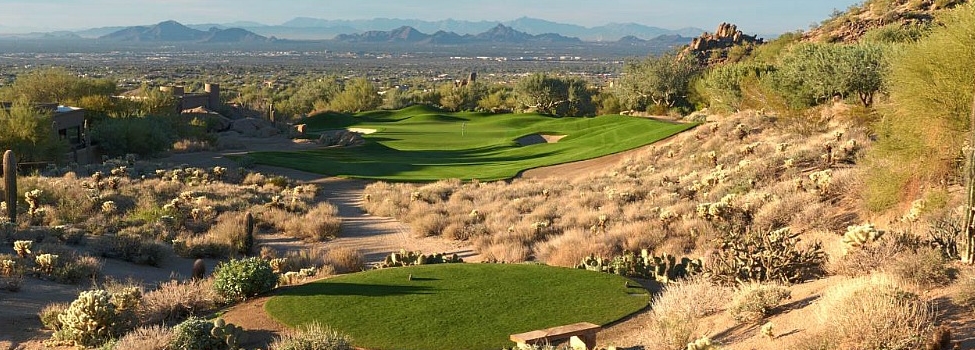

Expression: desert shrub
xmin=830 ymin=232 xmax=912 ymax=276
xmin=324 ymin=247 xmax=365 ymax=274
xmin=707 ymin=227 xmax=826 ymax=283
xmin=811 ymin=275 xmax=934 ymax=350
xmin=92 ymin=234 xmax=169 ymax=266
xmin=212 ymin=257 xmax=277 ymax=303
xmin=141 ymin=279 xmax=223 ymax=325
xmin=112 ymin=325 xmax=173 ymax=350
xmin=644 ymin=277 xmax=731 ymax=349
xmin=952 ymin=270 xmax=975 ymax=313
xmin=207 ymin=212 xmax=254 ymax=256
xmin=268 ymin=321 xmax=354 ymax=350
xmin=700 ymin=62 xmax=773 ymax=113
xmin=175 ymin=235 xmax=232 ymax=259
xmin=169 ymin=317 xmax=226 ymax=350
xmin=888 ymin=246 xmax=953 ymax=287
xmin=53 ymin=288 xmax=142 ymax=347
xmin=53 ymin=255 xmax=103 ymax=284
xmin=728 ymin=283 xmax=791 ymax=323
xmin=285 ymin=203 xmax=341 ymax=242
xmin=39 ymin=302 xmax=69 ymax=330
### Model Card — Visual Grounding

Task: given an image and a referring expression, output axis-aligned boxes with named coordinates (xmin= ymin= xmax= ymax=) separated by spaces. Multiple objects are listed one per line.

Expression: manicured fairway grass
xmin=248 ymin=106 xmax=696 ymax=181
xmin=264 ymin=264 xmax=649 ymax=350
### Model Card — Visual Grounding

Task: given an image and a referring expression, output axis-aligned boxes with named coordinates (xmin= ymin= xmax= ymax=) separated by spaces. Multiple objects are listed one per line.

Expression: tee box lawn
xmin=264 ymin=263 xmax=650 ymax=350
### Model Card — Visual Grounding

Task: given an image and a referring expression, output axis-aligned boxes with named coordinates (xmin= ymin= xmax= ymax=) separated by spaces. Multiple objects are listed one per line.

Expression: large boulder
xmin=229 ymin=118 xmax=264 ymax=137
xmin=317 ymin=130 xmax=364 ymax=147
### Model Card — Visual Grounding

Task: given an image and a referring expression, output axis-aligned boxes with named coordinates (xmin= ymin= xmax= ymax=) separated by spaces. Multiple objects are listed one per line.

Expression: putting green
xmin=247 ymin=106 xmax=695 ymax=181
xmin=264 ymin=264 xmax=649 ymax=350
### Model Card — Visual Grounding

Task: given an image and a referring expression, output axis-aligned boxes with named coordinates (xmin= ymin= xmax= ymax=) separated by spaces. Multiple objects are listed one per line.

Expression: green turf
xmin=247 ymin=105 xmax=696 ymax=181
xmin=264 ymin=263 xmax=649 ymax=350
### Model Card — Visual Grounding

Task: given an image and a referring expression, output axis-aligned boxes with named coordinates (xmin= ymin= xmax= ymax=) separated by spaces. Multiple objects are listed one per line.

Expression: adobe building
xmin=160 ymin=83 xmax=221 ymax=113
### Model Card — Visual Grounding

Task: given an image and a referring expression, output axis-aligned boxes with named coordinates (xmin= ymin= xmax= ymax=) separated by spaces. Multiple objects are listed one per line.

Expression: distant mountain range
xmin=332 ymin=24 xmax=583 ymax=45
xmin=62 ymin=17 xmax=702 ymax=42
xmin=99 ymin=20 xmax=273 ymax=43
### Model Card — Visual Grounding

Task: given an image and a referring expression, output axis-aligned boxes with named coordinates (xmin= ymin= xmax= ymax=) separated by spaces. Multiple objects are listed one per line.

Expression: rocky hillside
xmin=804 ymin=0 xmax=970 ymax=42
xmin=679 ymin=22 xmax=763 ymax=65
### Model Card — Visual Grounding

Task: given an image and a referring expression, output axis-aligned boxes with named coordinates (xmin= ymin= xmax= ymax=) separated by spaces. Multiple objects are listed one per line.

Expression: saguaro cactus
xmin=3 ymin=150 xmax=16 ymax=223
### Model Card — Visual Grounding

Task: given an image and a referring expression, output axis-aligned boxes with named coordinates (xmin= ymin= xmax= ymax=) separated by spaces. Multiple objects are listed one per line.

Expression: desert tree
xmin=328 ymin=78 xmax=381 ymax=113
xmin=616 ymin=53 xmax=699 ymax=111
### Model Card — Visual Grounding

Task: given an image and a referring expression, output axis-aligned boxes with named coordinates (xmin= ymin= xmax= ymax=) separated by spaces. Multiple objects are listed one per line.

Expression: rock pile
xmin=681 ymin=22 xmax=763 ymax=65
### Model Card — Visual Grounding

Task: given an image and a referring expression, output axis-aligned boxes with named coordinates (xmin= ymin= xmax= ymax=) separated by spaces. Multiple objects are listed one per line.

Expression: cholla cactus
xmin=742 ymin=142 xmax=761 ymax=155
xmin=783 ymin=158 xmax=795 ymax=169
xmin=1 ymin=259 xmax=16 ymax=276
xmin=776 ymin=143 xmax=789 ymax=153
xmin=410 ymin=191 xmax=421 ymax=202
xmin=808 ymin=170 xmax=832 ymax=195
xmin=24 ymin=189 xmax=42 ymax=217
xmin=57 ymin=290 xmax=119 ymax=347
xmin=842 ymin=223 xmax=884 ymax=254
xmin=13 ymin=240 xmax=32 ymax=258
xmin=687 ymin=336 xmax=718 ymax=350
xmin=35 ymin=254 xmax=58 ymax=274
xmin=734 ymin=123 xmax=748 ymax=139
xmin=101 ymin=201 xmax=117 ymax=215
xmin=901 ymin=199 xmax=925 ymax=223
xmin=761 ymin=322 xmax=775 ymax=339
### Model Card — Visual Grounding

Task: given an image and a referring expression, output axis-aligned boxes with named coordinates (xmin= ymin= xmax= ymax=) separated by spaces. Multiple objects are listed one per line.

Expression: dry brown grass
xmin=112 ymin=325 xmax=173 ymax=350
xmin=140 ymin=278 xmax=223 ymax=325
xmin=642 ymin=277 xmax=731 ymax=350
xmin=324 ymin=247 xmax=365 ymax=273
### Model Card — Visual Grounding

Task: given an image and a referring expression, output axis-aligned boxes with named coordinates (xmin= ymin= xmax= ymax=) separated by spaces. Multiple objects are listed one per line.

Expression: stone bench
xmin=509 ymin=322 xmax=601 ymax=350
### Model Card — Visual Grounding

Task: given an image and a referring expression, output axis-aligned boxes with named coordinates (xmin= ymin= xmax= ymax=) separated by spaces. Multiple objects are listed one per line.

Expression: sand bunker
xmin=347 ymin=128 xmax=377 ymax=134
xmin=516 ymin=133 xmax=566 ymax=146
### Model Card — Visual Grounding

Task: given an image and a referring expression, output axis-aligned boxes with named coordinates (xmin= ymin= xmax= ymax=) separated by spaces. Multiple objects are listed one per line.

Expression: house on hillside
xmin=0 ymin=102 xmax=95 ymax=164
xmin=159 ymin=83 xmax=222 ymax=113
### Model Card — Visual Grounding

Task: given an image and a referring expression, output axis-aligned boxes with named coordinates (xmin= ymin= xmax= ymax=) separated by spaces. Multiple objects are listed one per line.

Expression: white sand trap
xmin=347 ymin=128 xmax=377 ymax=134
xmin=516 ymin=133 xmax=567 ymax=146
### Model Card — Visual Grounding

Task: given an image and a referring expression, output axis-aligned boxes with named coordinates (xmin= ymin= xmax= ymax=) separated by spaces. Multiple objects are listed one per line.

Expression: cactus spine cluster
xmin=3 ymin=150 xmax=16 ymax=222
xmin=211 ymin=318 xmax=247 ymax=349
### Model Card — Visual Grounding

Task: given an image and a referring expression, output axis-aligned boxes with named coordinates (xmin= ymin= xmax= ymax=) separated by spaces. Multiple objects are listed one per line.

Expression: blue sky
xmin=0 ymin=0 xmax=861 ymax=34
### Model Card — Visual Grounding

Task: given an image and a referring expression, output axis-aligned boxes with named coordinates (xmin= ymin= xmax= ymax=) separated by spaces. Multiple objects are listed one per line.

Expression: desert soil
xmin=3 ymin=134 xmax=974 ymax=350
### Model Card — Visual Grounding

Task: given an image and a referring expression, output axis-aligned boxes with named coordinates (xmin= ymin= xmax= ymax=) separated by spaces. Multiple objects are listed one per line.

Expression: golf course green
xmin=247 ymin=105 xmax=695 ymax=181
xmin=264 ymin=263 xmax=649 ymax=350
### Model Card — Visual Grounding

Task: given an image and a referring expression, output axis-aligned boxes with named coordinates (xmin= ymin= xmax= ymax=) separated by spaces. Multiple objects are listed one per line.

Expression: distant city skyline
xmin=0 ymin=0 xmax=861 ymax=34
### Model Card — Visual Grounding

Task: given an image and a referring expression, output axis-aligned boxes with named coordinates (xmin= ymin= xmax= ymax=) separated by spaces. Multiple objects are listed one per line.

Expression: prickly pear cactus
xmin=211 ymin=318 xmax=248 ymax=349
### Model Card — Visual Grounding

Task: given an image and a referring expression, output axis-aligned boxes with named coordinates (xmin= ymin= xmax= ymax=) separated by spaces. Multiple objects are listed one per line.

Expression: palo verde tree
xmin=0 ymin=67 xmax=116 ymax=105
xmin=616 ymin=53 xmax=699 ymax=112
xmin=328 ymin=78 xmax=382 ymax=113
xmin=863 ymin=1 xmax=975 ymax=235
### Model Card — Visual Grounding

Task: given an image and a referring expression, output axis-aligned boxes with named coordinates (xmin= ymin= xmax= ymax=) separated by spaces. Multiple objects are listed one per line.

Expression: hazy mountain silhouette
xmin=99 ymin=20 xmax=271 ymax=43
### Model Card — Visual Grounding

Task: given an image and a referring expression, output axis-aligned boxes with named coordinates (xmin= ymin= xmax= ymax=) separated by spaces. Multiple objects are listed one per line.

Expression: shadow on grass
xmin=277 ymin=282 xmax=436 ymax=297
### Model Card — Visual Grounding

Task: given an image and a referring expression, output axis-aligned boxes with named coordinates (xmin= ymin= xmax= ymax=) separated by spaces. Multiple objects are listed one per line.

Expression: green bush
xmin=269 ymin=322 xmax=353 ymax=350
xmin=728 ymin=283 xmax=791 ymax=323
xmin=38 ymin=302 xmax=69 ymax=331
xmin=90 ymin=115 xmax=177 ymax=158
xmin=169 ymin=317 xmax=226 ymax=350
xmin=212 ymin=257 xmax=277 ymax=303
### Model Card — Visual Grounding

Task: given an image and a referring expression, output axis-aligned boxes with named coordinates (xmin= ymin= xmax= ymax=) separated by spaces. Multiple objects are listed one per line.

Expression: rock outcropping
xmin=680 ymin=23 xmax=763 ymax=65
